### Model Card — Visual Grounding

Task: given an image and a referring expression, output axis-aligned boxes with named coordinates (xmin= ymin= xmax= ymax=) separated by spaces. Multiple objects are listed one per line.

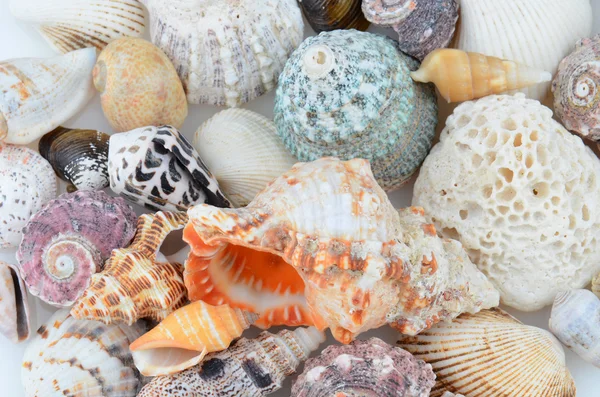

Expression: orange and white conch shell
xmin=130 ymin=300 xmax=258 ymax=376
xmin=410 ymin=49 xmax=552 ymax=103
xmin=186 ymin=158 xmax=499 ymax=343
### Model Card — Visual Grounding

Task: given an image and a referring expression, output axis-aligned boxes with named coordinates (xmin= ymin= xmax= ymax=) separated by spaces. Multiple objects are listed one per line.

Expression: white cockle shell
xmin=0 ymin=261 xmax=30 ymax=343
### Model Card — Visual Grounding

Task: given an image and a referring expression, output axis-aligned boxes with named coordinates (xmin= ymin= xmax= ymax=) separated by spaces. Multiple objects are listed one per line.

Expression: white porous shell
xmin=193 ymin=109 xmax=297 ymax=207
xmin=413 ymin=94 xmax=600 ymax=311
xmin=9 ymin=0 xmax=145 ymax=53
xmin=0 ymin=261 xmax=30 ymax=343
xmin=0 ymin=48 xmax=96 ymax=144
xmin=453 ymin=0 xmax=592 ymax=102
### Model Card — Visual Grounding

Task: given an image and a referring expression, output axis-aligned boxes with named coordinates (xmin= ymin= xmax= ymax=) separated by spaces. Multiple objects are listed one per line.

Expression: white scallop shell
xmin=0 ymin=144 xmax=56 ymax=249
xmin=398 ymin=308 xmax=576 ymax=397
xmin=0 ymin=261 xmax=30 ymax=343
xmin=9 ymin=0 xmax=145 ymax=54
xmin=0 ymin=48 xmax=96 ymax=144
xmin=550 ymin=289 xmax=600 ymax=368
xmin=193 ymin=109 xmax=297 ymax=207
xmin=453 ymin=0 xmax=592 ymax=102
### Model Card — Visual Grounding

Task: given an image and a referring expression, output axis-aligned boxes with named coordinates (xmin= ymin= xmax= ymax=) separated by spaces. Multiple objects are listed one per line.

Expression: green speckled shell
xmin=274 ymin=29 xmax=438 ymax=190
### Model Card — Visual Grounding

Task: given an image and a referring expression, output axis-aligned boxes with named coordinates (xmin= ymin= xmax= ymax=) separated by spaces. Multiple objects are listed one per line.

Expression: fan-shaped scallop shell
xmin=16 ymin=190 xmax=137 ymax=307
xmin=71 ymin=211 xmax=189 ymax=325
xmin=140 ymin=0 xmax=304 ymax=107
xmin=300 ymin=0 xmax=369 ymax=33
xmin=274 ymin=29 xmax=438 ymax=190
xmin=9 ymin=0 xmax=145 ymax=53
xmin=193 ymin=109 xmax=296 ymax=207
xmin=39 ymin=126 xmax=109 ymax=191
xmin=137 ymin=327 xmax=325 ymax=397
xmin=0 ymin=48 xmax=96 ymax=144
xmin=292 ymin=337 xmax=435 ymax=396
xmin=0 ymin=261 xmax=30 ymax=343
xmin=398 ymin=308 xmax=576 ymax=397
xmin=130 ymin=301 xmax=258 ymax=376
xmin=108 ymin=125 xmax=231 ymax=212
xmin=0 ymin=144 xmax=56 ymax=249
xmin=22 ymin=309 xmax=146 ymax=397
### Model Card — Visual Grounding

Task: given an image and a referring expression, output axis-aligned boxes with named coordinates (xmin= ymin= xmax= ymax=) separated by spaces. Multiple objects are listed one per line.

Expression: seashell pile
xmin=0 ymin=261 xmax=29 ymax=343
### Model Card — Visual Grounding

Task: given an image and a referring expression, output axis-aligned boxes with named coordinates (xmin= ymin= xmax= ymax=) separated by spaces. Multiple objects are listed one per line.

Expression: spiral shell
xmin=0 ymin=261 xmax=30 ymax=343
xmin=300 ymin=0 xmax=369 ymax=33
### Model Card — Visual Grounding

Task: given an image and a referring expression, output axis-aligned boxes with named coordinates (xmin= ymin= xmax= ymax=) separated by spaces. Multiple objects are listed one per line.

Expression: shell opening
xmin=132 ymin=347 xmax=207 ymax=377
xmin=10 ymin=268 xmax=29 ymax=341
xmin=303 ymin=45 xmax=336 ymax=79
xmin=43 ymin=236 xmax=101 ymax=281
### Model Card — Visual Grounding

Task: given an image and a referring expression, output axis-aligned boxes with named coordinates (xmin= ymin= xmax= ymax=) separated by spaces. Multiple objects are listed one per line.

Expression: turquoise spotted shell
xmin=274 ymin=29 xmax=438 ymax=190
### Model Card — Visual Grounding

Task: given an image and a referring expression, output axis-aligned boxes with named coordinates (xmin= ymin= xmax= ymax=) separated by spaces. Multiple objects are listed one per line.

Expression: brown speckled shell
xmin=300 ymin=0 xmax=369 ymax=32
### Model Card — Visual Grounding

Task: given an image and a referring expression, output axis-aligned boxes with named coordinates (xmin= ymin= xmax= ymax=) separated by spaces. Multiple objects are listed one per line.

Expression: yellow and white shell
xmin=0 ymin=261 xmax=30 ymax=344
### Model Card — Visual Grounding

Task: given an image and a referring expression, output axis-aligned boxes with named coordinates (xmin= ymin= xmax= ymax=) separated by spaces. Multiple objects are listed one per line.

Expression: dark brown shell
xmin=300 ymin=0 xmax=369 ymax=32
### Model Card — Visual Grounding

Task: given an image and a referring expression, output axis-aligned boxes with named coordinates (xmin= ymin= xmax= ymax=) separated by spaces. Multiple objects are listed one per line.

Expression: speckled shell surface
xmin=187 ymin=158 xmax=499 ymax=343
xmin=274 ymin=30 xmax=438 ymax=191
xmin=292 ymin=337 xmax=435 ymax=397
xmin=94 ymin=38 xmax=188 ymax=132
xmin=108 ymin=125 xmax=231 ymax=212
xmin=22 ymin=309 xmax=146 ymax=397
xmin=0 ymin=144 xmax=56 ymax=249
xmin=413 ymin=94 xmax=600 ymax=311
xmin=140 ymin=0 xmax=304 ymax=107
xmin=137 ymin=327 xmax=325 ymax=397
xmin=300 ymin=0 xmax=369 ymax=33
xmin=16 ymin=191 xmax=137 ymax=307
xmin=9 ymin=0 xmax=145 ymax=53
xmin=0 ymin=48 xmax=96 ymax=144
xmin=398 ymin=308 xmax=576 ymax=397
xmin=0 ymin=261 xmax=30 ymax=343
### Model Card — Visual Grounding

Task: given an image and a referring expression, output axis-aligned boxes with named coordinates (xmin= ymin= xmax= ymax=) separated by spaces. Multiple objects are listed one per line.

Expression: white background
xmin=1 ymin=1 xmax=600 ymax=396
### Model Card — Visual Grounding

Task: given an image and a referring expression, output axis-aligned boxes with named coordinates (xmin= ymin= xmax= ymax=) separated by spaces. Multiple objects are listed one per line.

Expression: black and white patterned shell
xmin=108 ymin=125 xmax=231 ymax=212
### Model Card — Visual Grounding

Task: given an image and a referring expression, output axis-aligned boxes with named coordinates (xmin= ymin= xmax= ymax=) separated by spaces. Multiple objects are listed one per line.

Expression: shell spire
xmin=137 ymin=327 xmax=325 ymax=396
xmin=410 ymin=49 xmax=552 ymax=103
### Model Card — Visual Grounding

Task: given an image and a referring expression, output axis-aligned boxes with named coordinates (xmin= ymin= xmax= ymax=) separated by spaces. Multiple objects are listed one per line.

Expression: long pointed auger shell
xmin=9 ymin=0 xmax=145 ymax=54
xmin=0 ymin=261 xmax=30 ymax=343
xmin=71 ymin=211 xmax=189 ymax=325
xmin=130 ymin=301 xmax=258 ymax=376
xmin=0 ymin=48 xmax=96 ymax=144
xmin=411 ymin=49 xmax=553 ymax=103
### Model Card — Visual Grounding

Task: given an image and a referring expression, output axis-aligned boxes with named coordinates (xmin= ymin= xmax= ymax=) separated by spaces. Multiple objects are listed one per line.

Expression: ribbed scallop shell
xmin=300 ymin=0 xmax=369 ymax=33
xmin=71 ymin=211 xmax=189 ymax=325
xmin=17 ymin=191 xmax=137 ymax=307
xmin=0 ymin=261 xmax=30 ymax=343
xmin=22 ymin=309 xmax=146 ymax=397
xmin=398 ymin=308 xmax=576 ymax=397
xmin=0 ymin=48 xmax=96 ymax=144
xmin=454 ymin=0 xmax=593 ymax=102
xmin=193 ymin=109 xmax=297 ymax=207
xmin=9 ymin=0 xmax=145 ymax=53
xmin=138 ymin=327 xmax=325 ymax=397
xmin=140 ymin=0 xmax=304 ymax=107
xmin=0 ymin=144 xmax=56 ymax=249
xmin=130 ymin=301 xmax=258 ymax=376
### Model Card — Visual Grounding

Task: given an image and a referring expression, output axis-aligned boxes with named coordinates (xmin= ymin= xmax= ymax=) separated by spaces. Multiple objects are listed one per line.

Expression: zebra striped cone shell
xmin=0 ymin=261 xmax=30 ymax=343
xmin=397 ymin=308 xmax=576 ymax=397
xmin=22 ymin=309 xmax=146 ymax=397
xmin=71 ymin=212 xmax=189 ymax=325
xmin=130 ymin=301 xmax=258 ymax=376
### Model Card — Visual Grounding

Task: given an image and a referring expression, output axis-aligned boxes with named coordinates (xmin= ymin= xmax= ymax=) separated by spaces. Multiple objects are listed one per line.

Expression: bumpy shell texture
xmin=187 ymin=158 xmax=499 ymax=343
xmin=0 ymin=261 xmax=30 ymax=343
xmin=0 ymin=144 xmax=56 ymax=249
xmin=137 ymin=327 xmax=325 ymax=397
xmin=108 ymin=125 xmax=231 ymax=212
xmin=0 ymin=48 xmax=96 ymax=144
xmin=398 ymin=308 xmax=576 ymax=397
xmin=292 ymin=337 xmax=435 ymax=396
xmin=140 ymin=0 xmax=304 ymax=107
xmin=413 ymin=94 xmax=600 ymax=311
xmin=9 ymin=0 xmax=145 ymax=53
xmin=94 ymin=38 xmax=188 ymax=132
xmin=17 ymin=191 xmax=137 ymax=307
xmin=274 ymin=29 xmax=438 ymax=191
xmin=553 ymin=35 xmax=600 ymax=140
xmin=300 ymin=0 xmax=369 ymax=33
xmin=22 ymin=309 xmax=146 ymax=397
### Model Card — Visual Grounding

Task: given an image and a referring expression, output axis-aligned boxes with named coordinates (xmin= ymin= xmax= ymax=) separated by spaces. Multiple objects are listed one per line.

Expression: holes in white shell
xmin=472 ymin=154 xmax=483 ymax=167
xmin=582 ymin=205 xmax=590 ymax=222
xmin=498 ymin=187 xmax=516 ymax=202
xmin=532 ymin=182 xmax=549 ymax=198
xmin=475 ymin=115 xmax=487 ymax=127
xmin=530 ymin=130 xmax=539 ymax=141
xmin=456 ymin=115 xmax=471 ymax=128
xmin=513 ymin=133 xmax=523 ymax=147
xmin=502 ymin=118 xmax=517 ymax=131
xmin=441 ymin=227 xmax=460 ymax=241
xmin=459 ymin=209 xmax=468 ymax=220
xmin=499 ymin=168 xmax=513 ymax=183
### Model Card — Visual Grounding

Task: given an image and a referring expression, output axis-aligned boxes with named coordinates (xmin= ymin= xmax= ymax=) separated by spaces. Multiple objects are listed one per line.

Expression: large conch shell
xmin=0 ymin=261 xmax=30 ymax=343
xmin=130 ymin=301 xmax=258 ymax=376
xmin=22 ymin=309 xmax=146 ymax=397
xmin=71 ymin=211 xmax=189 ymax=325
xmin=140 ymin=0 xmax=304 ymax=107
xmin=186 ymin=157 xmax=499 ymax=343
xmin=9 ymin=0 xmax=145 ymax=53
xmin=411 ymin=49 xmax=552 ymax=103
xmin=398 ymin=308 xmax=576 ymax=397
xmin=0 ymin=48 xmax=96 ymax=144
xmin=138 ymin=327 xmax=325 ymax=397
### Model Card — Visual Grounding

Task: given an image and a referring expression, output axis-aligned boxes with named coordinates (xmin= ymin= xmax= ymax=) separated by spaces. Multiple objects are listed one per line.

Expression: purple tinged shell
xmin=292 ymin=337 xmax=435 ymax=396
xmin=16 ymin=190 xmax=137 ymax=307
